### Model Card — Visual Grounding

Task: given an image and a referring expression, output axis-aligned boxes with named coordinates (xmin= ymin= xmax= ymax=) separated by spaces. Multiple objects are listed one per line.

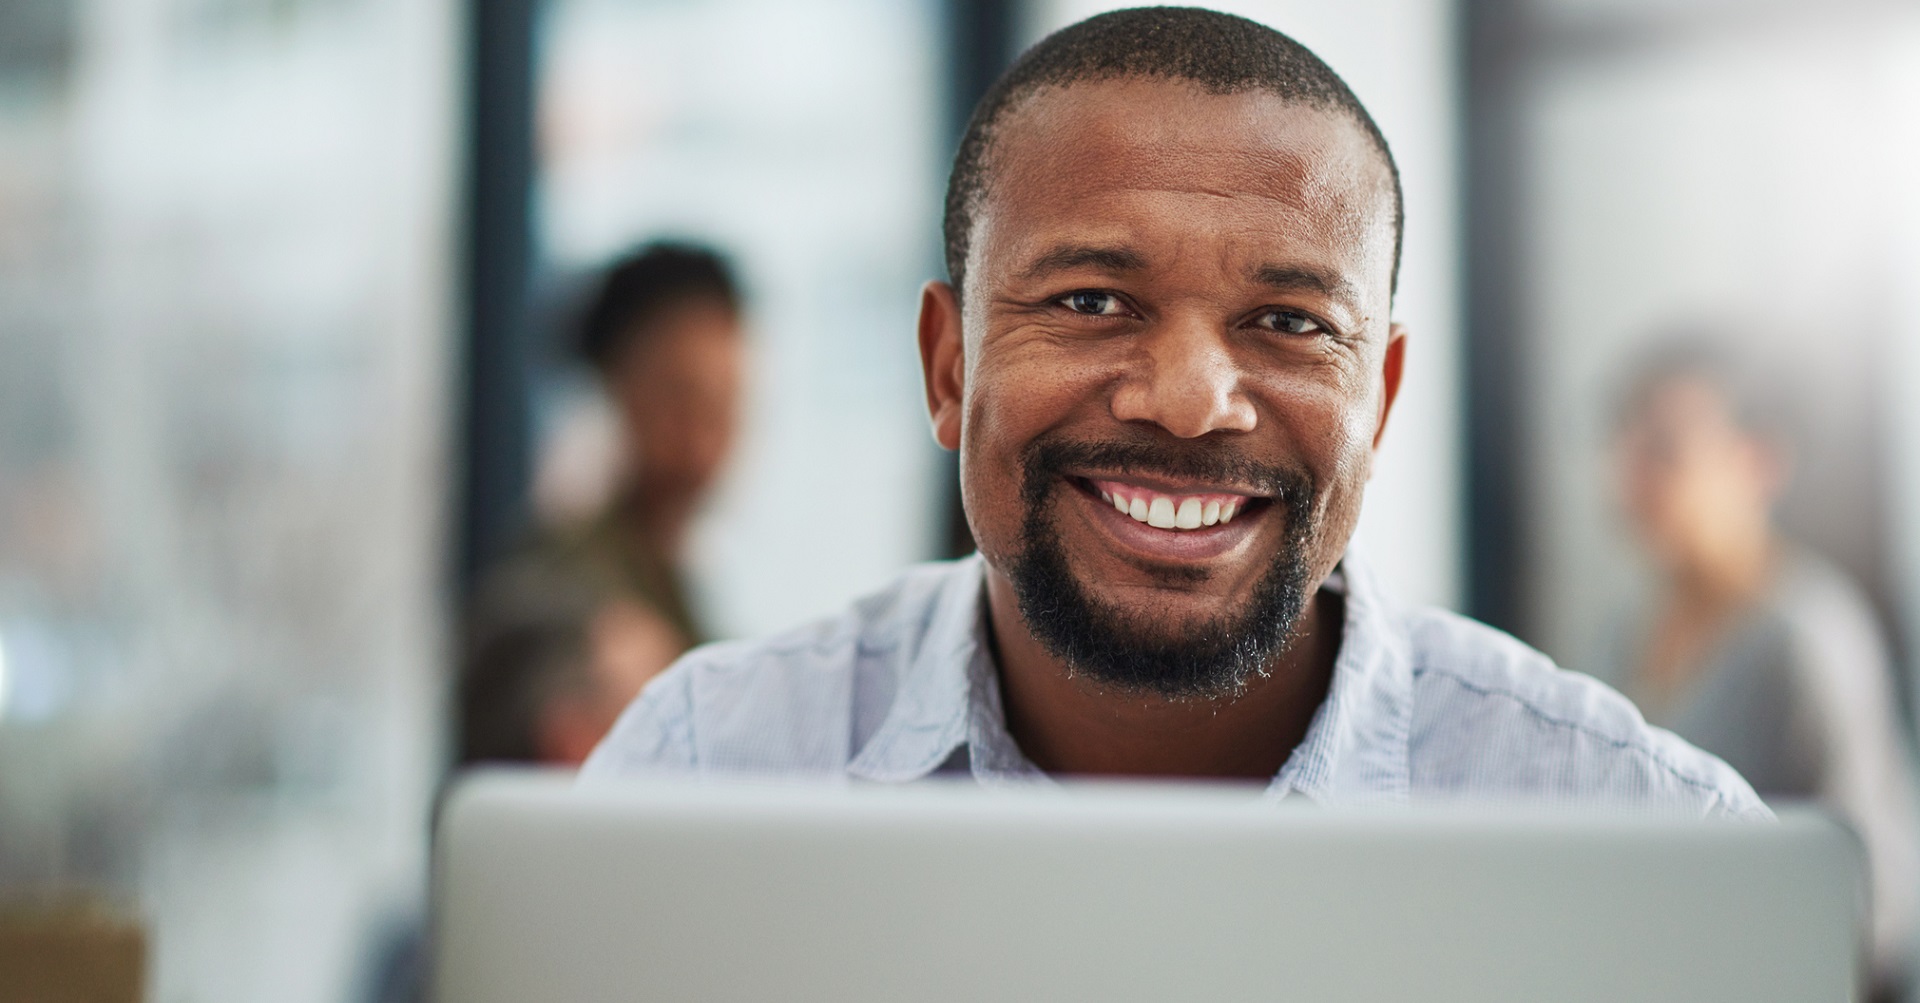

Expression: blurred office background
xmin=0 ymin=0 xmax=1916 ymax=999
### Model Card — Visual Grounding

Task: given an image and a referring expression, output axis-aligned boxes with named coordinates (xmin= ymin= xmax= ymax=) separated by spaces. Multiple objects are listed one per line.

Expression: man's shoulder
xmin=1396 ymin=605 xmax=1769 ymax=819
xmin=580 ymin=559 xmax=972 ymax=779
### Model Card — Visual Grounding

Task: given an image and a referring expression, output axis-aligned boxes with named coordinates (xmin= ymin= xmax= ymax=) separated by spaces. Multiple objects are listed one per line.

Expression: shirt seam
xmin=1415 ymin=664 xmax=1726 ymax=797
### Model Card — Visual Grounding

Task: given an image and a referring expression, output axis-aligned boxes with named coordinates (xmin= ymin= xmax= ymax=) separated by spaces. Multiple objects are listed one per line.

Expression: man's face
xmin=924 ymin=78 xmax=1403 ymax=695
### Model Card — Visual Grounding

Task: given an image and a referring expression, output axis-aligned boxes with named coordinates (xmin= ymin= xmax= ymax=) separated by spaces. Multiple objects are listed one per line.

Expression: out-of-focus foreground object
xmin=0 ymin=896 xmax=145 ymax=1003
xmin=433 ymin=773 xmax=1866 ymax=1003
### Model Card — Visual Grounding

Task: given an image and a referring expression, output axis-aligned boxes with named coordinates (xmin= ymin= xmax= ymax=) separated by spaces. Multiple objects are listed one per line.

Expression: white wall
xmin=1023 ymin=0 xmax=1465 ymax=610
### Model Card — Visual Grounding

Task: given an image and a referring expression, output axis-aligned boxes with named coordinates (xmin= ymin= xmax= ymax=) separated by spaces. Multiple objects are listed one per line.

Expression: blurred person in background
xmin=362 ymin=244 xmax=747 ymax=1003
xmin=458 ymin=565 xmax=685 ymax=768
xmin=531 ymin=240 xmax=748 ymax=652
xmin=1610 ymin=339 xmax=1919 ymax=987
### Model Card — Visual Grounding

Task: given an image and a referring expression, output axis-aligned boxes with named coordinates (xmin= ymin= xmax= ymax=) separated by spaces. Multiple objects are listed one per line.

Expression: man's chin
xmin=1011 ymin=518 xmax=1317 ymax=697
xmin=1062 ymin=571 xmax=1251 ymax=636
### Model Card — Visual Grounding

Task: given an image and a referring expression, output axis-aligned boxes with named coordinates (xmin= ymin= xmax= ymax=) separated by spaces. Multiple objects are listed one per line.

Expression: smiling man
xmin=582 ymin=7 xmax=1763 ymax=816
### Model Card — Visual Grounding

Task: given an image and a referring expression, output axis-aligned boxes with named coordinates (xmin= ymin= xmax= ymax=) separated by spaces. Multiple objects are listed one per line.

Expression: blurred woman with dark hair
xmin=461 ymin=241 xmax=746 ymax=760
xmin=1611 ymin=339 xmax=1918 ymax=989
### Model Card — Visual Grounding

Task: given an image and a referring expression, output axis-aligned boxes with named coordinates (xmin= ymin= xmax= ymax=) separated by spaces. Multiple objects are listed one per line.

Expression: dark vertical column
xmin=935 ymin=0 xmax=1018 ymax=559
xmin=946 ymin=0 xmax=1017 ymax=133
xmin=1460 ymin=0 xmax=1534 ymax=635
xmin=457 ymin=0 xmax=539 ymax=589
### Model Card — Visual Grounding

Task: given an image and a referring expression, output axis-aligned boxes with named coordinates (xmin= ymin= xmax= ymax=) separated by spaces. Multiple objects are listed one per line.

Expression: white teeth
xmin=1100 ymin=485 xmax=1248 ymax=532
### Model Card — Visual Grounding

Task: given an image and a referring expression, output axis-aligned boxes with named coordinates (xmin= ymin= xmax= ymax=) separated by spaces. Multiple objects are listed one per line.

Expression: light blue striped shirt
xmin=583 ymin=552 xmax=1768 ymax=819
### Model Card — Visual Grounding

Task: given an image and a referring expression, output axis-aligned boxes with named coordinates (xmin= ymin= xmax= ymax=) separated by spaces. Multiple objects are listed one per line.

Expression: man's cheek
xmin=1314 ymin=387 xmax=1380 ymax=466
xmin=963 ymin=368 xmax=1046 ymax=467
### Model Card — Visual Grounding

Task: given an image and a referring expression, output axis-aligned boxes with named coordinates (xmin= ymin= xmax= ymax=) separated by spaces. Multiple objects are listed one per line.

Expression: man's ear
xmin=917 ymin=280 xmax=965 ymax=451
xmin=1372 ymin=323 xmax=1408 ymax=451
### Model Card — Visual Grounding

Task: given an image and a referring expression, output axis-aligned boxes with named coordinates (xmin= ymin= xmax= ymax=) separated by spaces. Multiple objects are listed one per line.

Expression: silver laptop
xmin=432 ymin=771 xmax=1865 ymax=1002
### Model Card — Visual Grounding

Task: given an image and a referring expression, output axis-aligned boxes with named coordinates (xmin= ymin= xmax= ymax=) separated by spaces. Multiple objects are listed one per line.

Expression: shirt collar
xmin=846 ymin=550 xmax=1413 ymax=804
xmin=1266 ymin=553 xmax=1415 ymax=805
xmin=844 ymin=555 xmax=989 ymax=782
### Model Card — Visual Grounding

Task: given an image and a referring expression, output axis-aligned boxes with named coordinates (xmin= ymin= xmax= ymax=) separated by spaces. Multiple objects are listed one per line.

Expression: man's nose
xmin=1109 ymin=320 xmax=1258 ymax=438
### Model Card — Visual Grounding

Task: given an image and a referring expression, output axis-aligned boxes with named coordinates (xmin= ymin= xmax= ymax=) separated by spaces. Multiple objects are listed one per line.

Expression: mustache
xmin=1020 ymin=435 xmax=1314 ymax=508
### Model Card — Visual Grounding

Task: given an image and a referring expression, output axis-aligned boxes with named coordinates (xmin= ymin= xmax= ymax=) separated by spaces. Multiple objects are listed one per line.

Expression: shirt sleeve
xmin=578 ymin=667 xmax=698 ymax=780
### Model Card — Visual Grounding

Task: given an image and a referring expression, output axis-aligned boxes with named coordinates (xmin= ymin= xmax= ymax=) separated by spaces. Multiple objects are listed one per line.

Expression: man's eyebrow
xmin=1251 ymin=264 xmax=1360 ymax=305
xmin=1017 ymin=245 xmax=1147 ymax=282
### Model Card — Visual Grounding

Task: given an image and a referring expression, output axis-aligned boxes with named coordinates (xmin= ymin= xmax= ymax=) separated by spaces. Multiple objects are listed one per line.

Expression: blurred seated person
xmin=1610 ymin=340 xmax=1919 ymax=982
xmin=460 ymin=565 xmax=685 ymax=767
xmin=539 ymin=241 xmax=747 ymax=651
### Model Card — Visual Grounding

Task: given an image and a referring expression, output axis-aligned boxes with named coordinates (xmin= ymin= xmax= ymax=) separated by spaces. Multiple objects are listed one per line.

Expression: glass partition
xmin=0 ymin=1 xmax=455 ymax=999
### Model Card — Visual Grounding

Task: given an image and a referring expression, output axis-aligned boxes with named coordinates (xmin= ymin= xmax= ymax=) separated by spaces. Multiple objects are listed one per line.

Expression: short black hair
xmin=577 ymin=241 xmax=741 ymax=370
xmin=943 ymin=6 xmax=1404 ymax=297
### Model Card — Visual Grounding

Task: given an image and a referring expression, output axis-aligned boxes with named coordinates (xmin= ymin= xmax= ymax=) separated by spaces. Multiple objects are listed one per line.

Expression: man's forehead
xmin=998 ymin=79 xmax=1383 ymax=189
xmin=975 ymin=77 xmax=1396 ymax=289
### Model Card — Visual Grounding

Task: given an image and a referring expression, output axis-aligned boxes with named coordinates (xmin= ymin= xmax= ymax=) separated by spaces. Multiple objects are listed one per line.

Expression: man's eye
xmin=1060 ymin=291 xmax=1126 ymax=316
xmin=1257 ymin=310 xmax=1323 ymax=335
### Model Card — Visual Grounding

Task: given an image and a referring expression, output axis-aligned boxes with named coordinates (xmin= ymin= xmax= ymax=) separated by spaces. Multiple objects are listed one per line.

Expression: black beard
xmin=1005 ymin=436 xmax=1318 ymax=701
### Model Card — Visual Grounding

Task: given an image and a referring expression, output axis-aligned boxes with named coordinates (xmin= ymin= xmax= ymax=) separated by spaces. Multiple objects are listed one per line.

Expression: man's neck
xmin=982 ymin=572 xmax=1342 ymax=781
